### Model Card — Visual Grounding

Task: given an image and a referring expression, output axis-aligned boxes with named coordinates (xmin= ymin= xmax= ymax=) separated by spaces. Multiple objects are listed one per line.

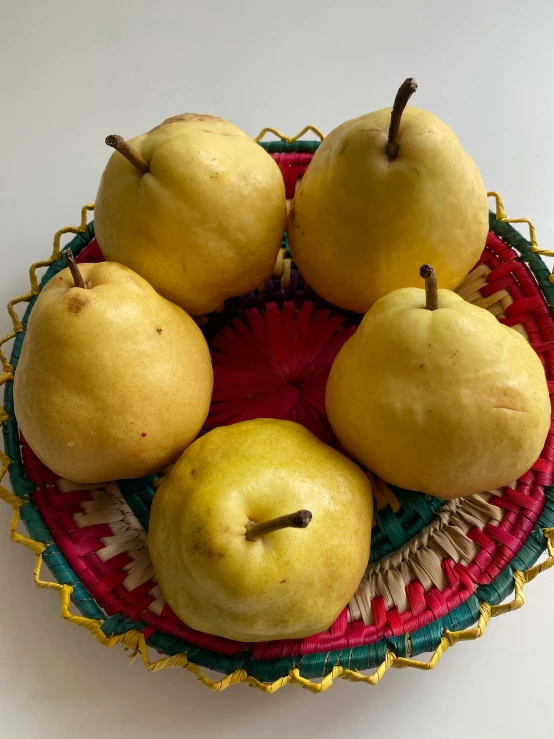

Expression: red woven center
xmin=205 ymin=302 xmax=356 ymax=443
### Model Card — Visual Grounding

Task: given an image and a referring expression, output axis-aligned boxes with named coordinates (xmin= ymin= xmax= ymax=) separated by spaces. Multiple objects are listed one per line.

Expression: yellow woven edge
xmin=1 ymin=201 xmax=553 ymax=693
xmin=254 ymin=125 xmax=325 ymax=144
xmin=488 ymin=191 xmax=554 ymax=284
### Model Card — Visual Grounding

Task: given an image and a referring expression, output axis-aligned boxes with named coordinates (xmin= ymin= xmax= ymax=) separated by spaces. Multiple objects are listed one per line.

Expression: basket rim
xmin=1 ymin=143 xmax=554 ymax=692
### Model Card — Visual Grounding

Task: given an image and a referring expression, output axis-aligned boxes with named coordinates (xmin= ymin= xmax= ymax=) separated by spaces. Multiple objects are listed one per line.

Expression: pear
xmin=14 ymin=253 xmax=213 ymax=483
xmin=326 ymin=265 xmax=551 ymax=498
xmin=94 ymin=114 xmax=287 ymax=315
xmin=288 ymin=79 xmax=489 ymax=313
xmin=148 ymin=418 xmax=373 ymax=641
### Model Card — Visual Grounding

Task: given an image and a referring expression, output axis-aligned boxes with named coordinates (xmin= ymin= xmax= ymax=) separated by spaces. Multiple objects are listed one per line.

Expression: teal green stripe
xmin=259 ymin=141 xmax=320 ymax=154
xmin=3 ymin=382 xmax=35 ymax=498
xmin=374 ymin=505 xmax=406 ymax=551
xmin=392 ymin=487 xmax=443 ymax=525
xmin=489 ymin=211 xmax=554 ymax=310
xmin=118 ymin=477 xmax=157 ymax=530
xmin=371 ymin=491 xmax=443 ymax=562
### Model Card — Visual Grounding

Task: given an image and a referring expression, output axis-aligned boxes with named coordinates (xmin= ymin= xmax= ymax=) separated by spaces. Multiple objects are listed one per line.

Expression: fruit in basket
xmin=13 ymin=253 xmax=213 ymax=484
xmin=149 ymin=418 xmax=373 ymax=641
xmin=288 ymin=78 xmax=489 ymax=313
xmin=94 ymin=114 xmax=287 ymax=315
xmin=326 ymin=265 xmax=551 ymax=498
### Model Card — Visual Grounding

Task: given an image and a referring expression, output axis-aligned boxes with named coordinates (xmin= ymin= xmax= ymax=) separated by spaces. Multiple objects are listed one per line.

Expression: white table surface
xmin=1 ymin=1 xmax=553 ymax=737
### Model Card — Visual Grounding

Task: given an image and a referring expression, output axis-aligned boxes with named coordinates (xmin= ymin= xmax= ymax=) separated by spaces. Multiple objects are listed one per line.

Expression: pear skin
xmin=14 ymin=260 xmax=213 ymax=483
xmin=288 ymin=80 xmax=489 ymax=313
xmin=95 ymin=115 xmax=287 ymax=315
xmin=149 ymin=419 xmax=373 ymax=641
xmin=326 ymin=275 xmax=551 ymax=498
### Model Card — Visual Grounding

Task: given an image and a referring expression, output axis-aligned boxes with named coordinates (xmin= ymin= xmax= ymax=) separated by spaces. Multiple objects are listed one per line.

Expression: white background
xmin=1 ymin=1 xmax=554 ymax=737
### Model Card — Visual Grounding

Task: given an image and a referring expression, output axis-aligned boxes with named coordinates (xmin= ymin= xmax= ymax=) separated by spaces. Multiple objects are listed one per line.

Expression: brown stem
xmin=386 ymin=77 xmax=418 ymax=159
xmin=64 ymin=249 xmax=88 ymax=289
xmin=245 ymin=510 xmax=312 ymax=541
xmin=420 ymin=264 xmax=439 ymax=310
xmin=105 ymin=135 xmax=149 ymax=175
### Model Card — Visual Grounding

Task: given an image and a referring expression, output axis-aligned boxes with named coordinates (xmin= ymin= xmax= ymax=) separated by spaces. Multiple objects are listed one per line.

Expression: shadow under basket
xmin=1 ymin=136 xmax=554 ymax=694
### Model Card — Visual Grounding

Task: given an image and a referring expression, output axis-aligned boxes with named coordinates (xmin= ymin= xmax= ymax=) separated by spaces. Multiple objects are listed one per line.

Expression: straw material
xmin=1 ymin=130 xmax=554 ymax=692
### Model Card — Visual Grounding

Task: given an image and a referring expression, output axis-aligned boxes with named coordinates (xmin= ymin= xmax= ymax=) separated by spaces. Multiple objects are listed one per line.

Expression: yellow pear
xmin=326 ymin=265 xmax=551 ymax=498
xmin=149 ymin=418 xmax=373 ymax=641
xmin=94 ymin=114 xmax=287 ymax=315
xmin=288 ymin=79 xmax=489 ymax=313
xmin=14 ymin=254 xmax=213 ymax=483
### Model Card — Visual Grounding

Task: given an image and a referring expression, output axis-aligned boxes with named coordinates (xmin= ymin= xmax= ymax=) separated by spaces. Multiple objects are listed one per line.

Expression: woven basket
xmin=1 ymin=129 xmax=554 ymax=694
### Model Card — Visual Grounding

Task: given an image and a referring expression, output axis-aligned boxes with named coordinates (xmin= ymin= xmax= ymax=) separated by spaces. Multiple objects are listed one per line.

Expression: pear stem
xmin=105 ymin=134 xmax=150 ymax=175
xmin=420 ymin=264 xmax=439 ymax=310
xmin=245 ymin=510 xmax=312 ymax=541
xmin=64 ymin=249 xmax=88 ymax=289
xmin=386 ymin=77 xmax=418 ymax=159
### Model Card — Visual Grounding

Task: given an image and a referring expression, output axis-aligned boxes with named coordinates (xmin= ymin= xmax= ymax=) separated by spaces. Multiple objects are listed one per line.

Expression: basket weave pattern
xmin=1 ymin=139 xmax=554 ymax=693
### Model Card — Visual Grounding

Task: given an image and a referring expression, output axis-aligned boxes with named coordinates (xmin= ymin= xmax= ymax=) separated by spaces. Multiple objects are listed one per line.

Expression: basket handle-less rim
xmin=1 ymin=168 xmax=554 ymax=693
xmin=488 ymin=190 xmax=554 ymax=284
xmin=254 ymin=124 xmax=325 ymax=144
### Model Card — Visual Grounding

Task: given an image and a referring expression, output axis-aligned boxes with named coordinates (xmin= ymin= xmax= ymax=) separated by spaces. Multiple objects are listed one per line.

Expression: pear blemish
xmin=66 ymin=293 xmax=89 ymax=314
